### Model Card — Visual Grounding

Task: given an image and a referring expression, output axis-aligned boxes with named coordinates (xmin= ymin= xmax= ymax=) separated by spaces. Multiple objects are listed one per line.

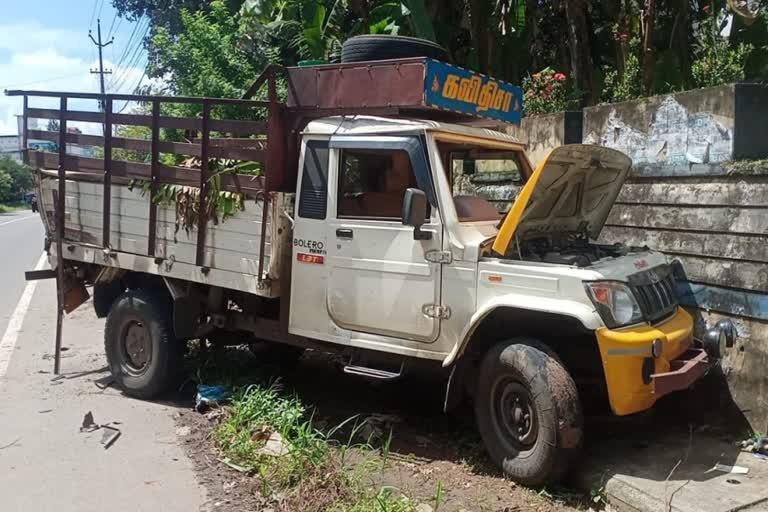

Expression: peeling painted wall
xmin=506 ymin=111 xmax=567 ymax=167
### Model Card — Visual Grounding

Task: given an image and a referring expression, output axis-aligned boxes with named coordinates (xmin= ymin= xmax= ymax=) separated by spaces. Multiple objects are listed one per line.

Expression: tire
xmin=93 ymin=280 xmax=124 ymax=318
xmin=341 ymin=35 xmax=450 ymax=63
xmin=475 ymin=338 xmax=583 ymax=486
xmin=104 ymin=289 xmax=183 ymax=399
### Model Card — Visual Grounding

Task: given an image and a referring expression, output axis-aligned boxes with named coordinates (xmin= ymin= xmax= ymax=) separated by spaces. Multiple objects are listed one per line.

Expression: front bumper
xmin=650 ymin=348 xmax=710 ymax=397
xmin=595 ymin=307 xmax=702 ymax=415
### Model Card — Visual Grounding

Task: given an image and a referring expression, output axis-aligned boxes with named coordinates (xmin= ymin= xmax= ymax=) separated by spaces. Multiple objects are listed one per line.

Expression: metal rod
xmin=6 ymin=89 xmax=271 ymax=107
xmin=102 ymin=97 xmax=113 ymax=247
xmin=54 ymin=96 xmax=67 ymax=375
xmin=195 ymin=100 xmax=211 ymax=267
xmin=21 ymin=96 xmax=28 ymax=165
xmin=148 ymin=99 xmax=160 ymax=256
xmin=257 ymin=192 xmax=269 ymax=284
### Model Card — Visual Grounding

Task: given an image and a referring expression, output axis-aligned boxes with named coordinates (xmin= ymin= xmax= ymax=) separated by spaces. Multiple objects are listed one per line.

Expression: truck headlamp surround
xmin=584 ymin=281 xmax=644 ymax=329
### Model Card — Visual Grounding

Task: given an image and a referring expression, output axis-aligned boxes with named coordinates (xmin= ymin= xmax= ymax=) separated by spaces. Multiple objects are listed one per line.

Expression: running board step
xmin=343 ymin=364 xmax=403 ymax=380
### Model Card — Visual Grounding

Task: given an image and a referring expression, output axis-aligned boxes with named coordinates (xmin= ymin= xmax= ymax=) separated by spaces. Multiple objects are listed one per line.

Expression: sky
xmin=0 ymin=0 xmax=148 ymax=135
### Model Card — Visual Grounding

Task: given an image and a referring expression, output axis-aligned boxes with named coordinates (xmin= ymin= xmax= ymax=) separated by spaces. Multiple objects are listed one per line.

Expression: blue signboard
xmin=424 ymin=59 xmax=523 ymax=125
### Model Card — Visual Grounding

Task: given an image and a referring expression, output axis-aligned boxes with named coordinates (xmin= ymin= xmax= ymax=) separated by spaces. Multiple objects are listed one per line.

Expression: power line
xmin=89 ymin=18 xmax=114 ymax=109
xmin=0 ymin=72 xmax=84 ymax=91
xmin=112 ymin=17 xmax=146 ymax=75
xmin=111 ymin=23 xmax=150 ymax=91
xmin=89 ymin=0 xmax=99 ymax=28
xmin=108 ymin=15 xmax=123 ymax=39
xmin=96 ymin=0 xmax=105 ymax=23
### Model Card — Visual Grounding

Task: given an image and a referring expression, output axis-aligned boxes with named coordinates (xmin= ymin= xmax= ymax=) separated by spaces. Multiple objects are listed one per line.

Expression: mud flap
xmin=63 ymin=276 xmax=89 ymax=314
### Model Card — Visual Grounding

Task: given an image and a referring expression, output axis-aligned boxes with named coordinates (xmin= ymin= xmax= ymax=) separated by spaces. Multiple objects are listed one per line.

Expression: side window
xmin=298 ymin=140 xmax=329 ymax=220
xmin=338 ymin=149 xmax=425 ymax=220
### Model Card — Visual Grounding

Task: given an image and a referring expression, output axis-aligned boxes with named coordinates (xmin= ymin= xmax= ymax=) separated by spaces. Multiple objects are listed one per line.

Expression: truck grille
xmin=628 ymin=264 xmax=679 ymax=324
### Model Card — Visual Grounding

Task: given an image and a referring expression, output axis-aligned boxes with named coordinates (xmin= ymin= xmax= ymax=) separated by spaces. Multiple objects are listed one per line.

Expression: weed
xmin=215 ymin=382 xmax=421 ymax=511
xmin=590 ymin=484 xmax=608 ymax=508
xmin=434 ymin=480 xmax=443 ymax=511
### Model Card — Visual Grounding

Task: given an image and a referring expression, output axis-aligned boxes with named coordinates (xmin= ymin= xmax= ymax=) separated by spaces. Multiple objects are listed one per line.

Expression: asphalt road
xmin=0 ymin=209 xmax=205 ymax=511
xmin=0 ymin=209 xmax=44 ymax=336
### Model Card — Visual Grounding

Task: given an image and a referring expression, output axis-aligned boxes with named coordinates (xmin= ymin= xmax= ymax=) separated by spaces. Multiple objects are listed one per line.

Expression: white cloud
xmin=11 ymin=50 xmax=82 ymax=69
xmin=0 ymin=27 xmax=148 ymax=135
xmin=0 ymin=22 xmax=83 ymax=54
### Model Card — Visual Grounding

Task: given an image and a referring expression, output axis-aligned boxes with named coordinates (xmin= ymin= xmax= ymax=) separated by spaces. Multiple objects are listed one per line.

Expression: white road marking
xmin=0 ymin=252 xmax=48 ymax=379
xmin=0 ymin=214 xmax=37 ymax=228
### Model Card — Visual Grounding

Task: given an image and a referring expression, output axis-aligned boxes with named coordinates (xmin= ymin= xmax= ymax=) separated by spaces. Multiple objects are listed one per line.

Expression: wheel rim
xmin=121 ymin=320 xmax=152 ymax=375
xmin=491 ymin=378 xmax=538 ymax=449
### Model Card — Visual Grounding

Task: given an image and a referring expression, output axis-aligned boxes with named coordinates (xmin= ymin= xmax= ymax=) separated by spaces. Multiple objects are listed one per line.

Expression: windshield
xmin=436 ymin=138 xmax=528 ymax=222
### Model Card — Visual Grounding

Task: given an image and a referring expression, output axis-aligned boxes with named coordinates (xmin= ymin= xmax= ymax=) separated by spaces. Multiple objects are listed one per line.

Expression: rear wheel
xmin=105 ymin=289 xmax=183 ymax=399
xmin=475 ymin=338 xmax=583 ymax=485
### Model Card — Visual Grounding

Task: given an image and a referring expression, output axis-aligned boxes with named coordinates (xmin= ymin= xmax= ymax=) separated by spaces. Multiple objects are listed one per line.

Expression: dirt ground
xmin=176 ymin=349 xmax=589 ymax=512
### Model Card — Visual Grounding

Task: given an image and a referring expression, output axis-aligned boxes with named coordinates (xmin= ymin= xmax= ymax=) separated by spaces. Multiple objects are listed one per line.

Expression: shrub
xmin=692 ymin=12 xmax=753 ymax=88
xmin=522 ymin=67 xmax=580 ymax=115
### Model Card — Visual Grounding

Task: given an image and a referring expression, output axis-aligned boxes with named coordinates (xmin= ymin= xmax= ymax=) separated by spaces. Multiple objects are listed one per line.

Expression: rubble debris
xmin=38 ymin=409 xmax=53 ymax=414
xmin=195 ymin=384 xmax=231 ymax=413
xmin=708 ymin=463 xmax=749 ymax=475
xmin=205 ymin=409 xmax=225 ymax=422
xmin=94 ymin=375 xmax=115 ymax=390
xmin=257 ymin=432 xmax=287 ymax=457
xmin=737 ymin=435 xmax=768 ymax=456
xmin=100 ymin=426 xmax=121 ymax=450
xmin=80 ymin=411 xmax=98 ymax=432
xmin=220 ymin=458 xmax=250 ymax=473
xmin=79 ymin=411 xmax=122 ymax=449
xmin=176 ymin=426 xmax=192 ymax=437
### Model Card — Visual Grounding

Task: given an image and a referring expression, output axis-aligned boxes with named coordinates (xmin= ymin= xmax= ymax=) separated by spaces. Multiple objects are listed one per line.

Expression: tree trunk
xmin=673 ymin=0 xmax=692 ymax=88
xmin=641 ymin=0 xmax=656 ymax=95
xmin=526 ymin=0 xmax=541 ymax=71
xmin=564 ymin=0 xmax=597 ymax=104
xmin=350 ymin=0 xmax=370 ymax=33
xmin=468 ymin=0 xmax=493 ymax=74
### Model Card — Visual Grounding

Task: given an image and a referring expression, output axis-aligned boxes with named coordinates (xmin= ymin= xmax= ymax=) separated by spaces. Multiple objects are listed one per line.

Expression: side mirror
xmin=402 ymin=188 xmax=431 ymax=240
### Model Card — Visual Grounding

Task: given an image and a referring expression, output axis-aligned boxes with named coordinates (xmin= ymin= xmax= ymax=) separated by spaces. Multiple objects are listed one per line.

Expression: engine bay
xmin=506 ymin=233 xmax=642 ymax=267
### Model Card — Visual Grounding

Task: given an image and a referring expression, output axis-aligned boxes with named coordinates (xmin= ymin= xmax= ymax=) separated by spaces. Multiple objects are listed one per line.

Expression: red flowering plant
xmin=521 ymin=67 xmax=579 ymax=115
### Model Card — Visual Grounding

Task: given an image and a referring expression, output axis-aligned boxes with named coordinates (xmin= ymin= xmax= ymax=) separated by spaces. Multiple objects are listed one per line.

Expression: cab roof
xmin=304 ymin=115 xmax=523 ymax=147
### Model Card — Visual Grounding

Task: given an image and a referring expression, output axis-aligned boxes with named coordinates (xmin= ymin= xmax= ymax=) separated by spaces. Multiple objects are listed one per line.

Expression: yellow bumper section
xmin=595 ymin=307 xmax=696 ymax=416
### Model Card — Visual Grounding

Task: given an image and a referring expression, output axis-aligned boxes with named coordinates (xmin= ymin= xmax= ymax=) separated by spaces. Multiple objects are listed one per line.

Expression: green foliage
xmin=522 ymin=68 xmax=579 ymax=115
xmin=214 ymin=381 xmax=421 ymax=511
xmin=602 ymin=37 xmax=643 ymax=103
xmin=129 ymin=176 xmax=246 ymax=238
xmin=692 ymin=13 xmax=753 ymax=88
xmin=0 ymin=158 xmax=35 ymax=203
xmin=150 ymin=0 xmax=263 ymax=102
xmin=0 ymin=170 xmax=12 ymax=202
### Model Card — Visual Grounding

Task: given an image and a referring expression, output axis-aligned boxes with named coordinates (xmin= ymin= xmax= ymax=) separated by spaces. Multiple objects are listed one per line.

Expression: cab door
xmin=325 ymin=136 xmax=443 ymax=343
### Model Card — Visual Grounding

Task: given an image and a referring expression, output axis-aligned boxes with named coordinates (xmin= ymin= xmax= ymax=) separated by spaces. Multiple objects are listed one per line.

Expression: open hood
xmin=492 ymin=144 xmax=632 ymax=255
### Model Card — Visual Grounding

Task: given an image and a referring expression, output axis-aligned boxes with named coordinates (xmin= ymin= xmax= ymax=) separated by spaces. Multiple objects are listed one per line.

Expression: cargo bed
xmin=39 ymin=170 xmax=292 ymax=298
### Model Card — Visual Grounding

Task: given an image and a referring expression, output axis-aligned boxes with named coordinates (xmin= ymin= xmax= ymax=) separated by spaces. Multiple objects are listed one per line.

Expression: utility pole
xmin=89 ymin=19 xmax=114 ymax=110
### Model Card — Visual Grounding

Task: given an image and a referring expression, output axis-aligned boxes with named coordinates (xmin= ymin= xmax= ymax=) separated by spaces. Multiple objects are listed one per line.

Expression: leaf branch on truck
xmin=10 ymin=36 xmax=735 ymax=486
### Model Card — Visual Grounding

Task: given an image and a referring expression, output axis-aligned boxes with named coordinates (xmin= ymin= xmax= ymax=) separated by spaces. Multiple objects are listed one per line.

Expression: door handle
xmin=336 ymin=229 xmax=353 ymax=239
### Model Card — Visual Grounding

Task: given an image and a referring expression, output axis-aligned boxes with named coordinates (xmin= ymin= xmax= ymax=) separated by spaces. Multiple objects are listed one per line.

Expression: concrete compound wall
xmin=479 ymin=84 xmax=768 ymax=429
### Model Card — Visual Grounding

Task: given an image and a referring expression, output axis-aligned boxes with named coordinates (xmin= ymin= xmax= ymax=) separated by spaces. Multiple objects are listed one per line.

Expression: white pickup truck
xmin=16 ymin=54 xmax=732 ymax=485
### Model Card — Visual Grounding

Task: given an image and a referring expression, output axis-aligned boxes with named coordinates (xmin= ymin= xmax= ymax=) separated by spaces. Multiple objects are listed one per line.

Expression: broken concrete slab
xmin=580 ymin=421 xmax=768 ymax=512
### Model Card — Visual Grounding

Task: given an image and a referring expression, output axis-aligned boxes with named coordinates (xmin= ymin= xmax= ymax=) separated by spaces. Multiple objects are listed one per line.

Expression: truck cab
xmin=288 ymin=115 xmax=724 ymax=483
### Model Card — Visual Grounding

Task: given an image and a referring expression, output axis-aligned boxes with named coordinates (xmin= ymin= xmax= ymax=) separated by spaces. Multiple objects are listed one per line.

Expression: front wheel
xmin=475 ymin=338 xmax=583 ymax=486
xmin=104 ymin=289 xmax=183 ymax=399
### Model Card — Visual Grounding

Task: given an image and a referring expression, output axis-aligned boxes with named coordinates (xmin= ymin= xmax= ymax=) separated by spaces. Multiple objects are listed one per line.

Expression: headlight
xmin=584 ymin=281 xmax=644 ymax=329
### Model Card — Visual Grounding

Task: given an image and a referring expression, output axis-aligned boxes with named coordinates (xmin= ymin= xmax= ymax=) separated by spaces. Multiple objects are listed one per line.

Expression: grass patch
xmin=0 ymin=202 xmax=26 ymax=213
xmin=214 ymin=382 xmax=421 ymax=512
